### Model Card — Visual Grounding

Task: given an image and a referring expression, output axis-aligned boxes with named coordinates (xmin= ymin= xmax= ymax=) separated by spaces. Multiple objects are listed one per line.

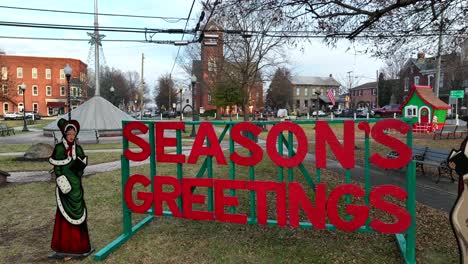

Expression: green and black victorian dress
xmin=49 ymin=120 xmax=93 ymax=257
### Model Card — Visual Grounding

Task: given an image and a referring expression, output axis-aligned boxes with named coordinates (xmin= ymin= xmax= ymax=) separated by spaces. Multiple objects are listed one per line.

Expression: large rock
xmin=22 ymin=143 xmax=54 ymax=161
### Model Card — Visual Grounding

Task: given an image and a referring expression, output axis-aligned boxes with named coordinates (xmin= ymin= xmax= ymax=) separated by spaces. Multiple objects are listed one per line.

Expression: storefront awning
xmin=46 ymin=102 xmax=65 ymax=108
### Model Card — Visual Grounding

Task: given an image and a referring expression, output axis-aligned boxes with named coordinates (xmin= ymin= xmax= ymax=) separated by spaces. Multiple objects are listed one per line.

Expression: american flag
xmin=327 ymin=89 xmax=335 ymax=105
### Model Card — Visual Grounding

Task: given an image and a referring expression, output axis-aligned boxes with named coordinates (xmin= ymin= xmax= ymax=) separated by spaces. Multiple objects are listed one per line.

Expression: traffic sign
xmin=450 ymin=90 xmax=464 ymax=98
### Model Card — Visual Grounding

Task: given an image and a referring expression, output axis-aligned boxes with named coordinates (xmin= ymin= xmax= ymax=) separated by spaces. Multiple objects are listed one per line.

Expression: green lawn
xmin=0 ymin=152 xmax=459 ymax=263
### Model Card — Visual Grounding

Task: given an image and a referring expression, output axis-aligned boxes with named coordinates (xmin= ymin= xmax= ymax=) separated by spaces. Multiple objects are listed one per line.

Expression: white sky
xmin=0 ymin=0 xmax=383 ymax=92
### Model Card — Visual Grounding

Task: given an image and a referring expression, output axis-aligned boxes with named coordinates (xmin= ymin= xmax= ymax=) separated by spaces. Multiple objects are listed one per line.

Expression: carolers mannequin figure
xmin=48 ymin=119 xmax=93 ymax=260
xmin=448 ymin=137 xmax=468 ymax=263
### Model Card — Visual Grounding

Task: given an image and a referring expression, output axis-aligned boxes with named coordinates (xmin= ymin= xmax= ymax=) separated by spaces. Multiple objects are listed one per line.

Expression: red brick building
xmin=0 ymin=54 xmax=88 ymax=117
xmin=192 ymin=22 xmax=263 ymax=115
xmin=349 ymin=81 xmax=378 ymax=109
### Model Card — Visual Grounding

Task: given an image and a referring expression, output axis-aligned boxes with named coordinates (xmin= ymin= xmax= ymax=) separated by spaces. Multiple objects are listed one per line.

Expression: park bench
xmin=455 ymin=126 xmax=468 ymax=138
xmin=0 ymin=124 xmax=15 ymax=136
xmin=417 ymin=148 xmax=453 ymax=183
xmin=52 ymin=130 xmax=100 ymax=144
xmin=433 ymin=125 xmax=457 ymax=139
xmin=387 ymin=146 xmax=452 ymax=183
xmin=0 ymin=170 xmax=10 ymax=185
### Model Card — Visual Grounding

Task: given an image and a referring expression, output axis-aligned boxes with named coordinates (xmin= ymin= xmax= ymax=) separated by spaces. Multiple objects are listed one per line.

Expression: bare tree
xmin=154 ymin=74 xmax=176 ymax=111
xmin=212 ymin=1 xmax=295 ymax=120
xmin=381 ymin=52 xmax=408 ymax=79
xmin=221 ymin=0 xmax=468 ymax=58
xmin=0 ymin=52 xmax=19 ymax=111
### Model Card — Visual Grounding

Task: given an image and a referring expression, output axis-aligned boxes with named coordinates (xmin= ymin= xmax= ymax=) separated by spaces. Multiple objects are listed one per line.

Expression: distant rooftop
xmin=291 ymin=76 xmax=340 ymax=87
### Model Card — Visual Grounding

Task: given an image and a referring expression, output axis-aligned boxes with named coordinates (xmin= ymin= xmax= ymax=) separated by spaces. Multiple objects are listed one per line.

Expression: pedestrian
xmin=48 ymin=118 xmax=93 ymax=260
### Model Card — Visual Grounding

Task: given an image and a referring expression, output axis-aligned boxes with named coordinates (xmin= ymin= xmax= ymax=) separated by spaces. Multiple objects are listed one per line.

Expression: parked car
xmin=24 ymin=111 xmax=41 ymax=120
xmin=4 ymin=112 xmax=21 ymax=120
xmin=162 ymin=111 xmax=177 ymax=118
xmin=336 ymin=109 xmax=355 ymax=118
xmin=277 ymin=109 xmax=288 ymax=118
xmin=143 ymin=110 xmax=152 ymax=118
xmin=356 ymin=108 xmax=373 ymax=118
xmin=372 ymin=104 xmax=401 ymax=117
xmin=312 ymin=110 xmax=327 ymax=117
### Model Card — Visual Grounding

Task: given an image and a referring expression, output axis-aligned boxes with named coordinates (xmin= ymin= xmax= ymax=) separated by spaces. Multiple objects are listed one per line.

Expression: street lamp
xmin=110 ymin=86 xmax=115 ymax=106
xmin=179 ymin=87 xmax=183 ymax=121
xmin=20 ymin=83 xmax=28 ymax=132
xmin=315 ymin=91 xmax=321 ymax=121
xmin=190 ymin=74 xmax=197 ymax=137
xmin=64 ymin=64 xmax=73 ymax=120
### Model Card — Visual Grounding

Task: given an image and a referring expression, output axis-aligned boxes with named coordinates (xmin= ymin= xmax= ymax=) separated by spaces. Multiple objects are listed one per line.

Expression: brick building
xmin=400 ymin=51 xmax=468 ymax=104
xmin=349 ymin=81 xmax=378 ymax=109
xmin=192 ymin=22 xmax=263 ymax=115
xmin=0 ymin=54 xmax=88 ymax=117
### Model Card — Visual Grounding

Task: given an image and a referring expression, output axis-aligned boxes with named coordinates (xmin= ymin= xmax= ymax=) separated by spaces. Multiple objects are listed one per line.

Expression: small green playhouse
xmin=400 ymin=85 xmax=451 ymax=132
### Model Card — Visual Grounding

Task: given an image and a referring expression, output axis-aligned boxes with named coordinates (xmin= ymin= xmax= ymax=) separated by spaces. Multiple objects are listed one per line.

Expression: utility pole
xmin=434 ymin=8 xmax=444 ymax=98
xmin=140 ymin=53 xmax=144 ymax=120
xmin=347 ymin=71 xmax=353 ymax=107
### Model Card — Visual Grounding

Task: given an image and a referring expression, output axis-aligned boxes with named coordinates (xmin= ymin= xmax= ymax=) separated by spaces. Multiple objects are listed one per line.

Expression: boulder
xmin=22 ymin=143 xmax=54 ymax=161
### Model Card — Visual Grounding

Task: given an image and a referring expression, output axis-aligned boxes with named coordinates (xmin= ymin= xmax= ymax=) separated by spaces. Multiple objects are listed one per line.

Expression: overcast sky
xmin=0 ymin=0 xmax=383 ymax=91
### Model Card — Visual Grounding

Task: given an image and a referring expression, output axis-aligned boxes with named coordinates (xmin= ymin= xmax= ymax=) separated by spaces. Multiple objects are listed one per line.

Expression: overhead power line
xmin=170 ymin=0 xmax=197 ymax=77
xmin=0 ymin=5 xmax=189 ymax=23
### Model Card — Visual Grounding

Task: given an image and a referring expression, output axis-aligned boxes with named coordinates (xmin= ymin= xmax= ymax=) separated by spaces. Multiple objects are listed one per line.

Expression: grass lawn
xmin=0 ymin=152 xmax=121 ymax=172
xmin=0 ymin=152 xmax=459 ymax=263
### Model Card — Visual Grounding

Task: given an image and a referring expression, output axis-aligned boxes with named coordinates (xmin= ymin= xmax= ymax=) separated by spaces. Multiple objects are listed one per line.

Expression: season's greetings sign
xmin=122 ymin=119 xmax=412 ymax=234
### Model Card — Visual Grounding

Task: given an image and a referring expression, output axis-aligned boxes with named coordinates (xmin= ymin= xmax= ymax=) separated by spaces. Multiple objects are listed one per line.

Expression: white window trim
xmin=1 ymin=66 xmax=7 ymax=80
xmin=304 ymin=88 xmax=308 ymax=96
xmin=17 ymin=85 xmax=23 ymax=95
xmin=414 ymin=76 xmax=420 ymax=85
xmin=17 ymin=67 xmax=23 ymax=78
xmin=32 ymin=68 xmax=38 ymax=79
xmin=296 ymin=88 xmax=300 ymax=96
xmin=46 ymin=69 xmax=51 ymax=79
xmin=46 ymin=86 xmax=52 ymax=96
xmin=60 ymin=86 xmax=66 ymax=96
xmin=3 ymin=102 xmax=8 ymax=113
xmin=404 ymin=77 xmax=409 ymax=91
xmin=404 ymin=105 xmax=418 ymax=118
xmin=32 ymin=85 xmax=38 ymax=96
xmin=60 ymin=69 xmax=65 ymax=79
xmin=418 ymin=106 xmax=431 ymax=124
xmin=33 ymin=103 xmax=38 ymax=113
xmin=18 ymin=103 xmax=24 ymax=111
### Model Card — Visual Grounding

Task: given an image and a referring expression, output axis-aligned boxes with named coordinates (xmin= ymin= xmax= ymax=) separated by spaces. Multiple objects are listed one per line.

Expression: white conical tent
xmin=44 ymin=96 xmax=135 ymax=136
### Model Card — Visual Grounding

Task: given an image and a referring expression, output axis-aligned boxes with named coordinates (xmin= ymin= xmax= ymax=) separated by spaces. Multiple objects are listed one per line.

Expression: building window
xmin=414 ymin=76 xmax=420 ymax=85
xmin=17 ymin=67 xmax=23 ymax=78
xmin=296 ymin=100 xmax=300 ymax=109
xmin=439 ymin=74 xmax=444 ymax=90
xmin=18 ymin=103 xmax=24 ymax=112
xmin=1 ymin=66 xmax=7 ymax=80
xmin=17 ymin=85 xmax=23 ymax=95
xmin=305 ymin=88 xmax=308 ymax=96
xmin=60 ymin=69 xmax=65 ymax=79
xmin=186 ymin=99 xmax=189 ymax=104
xmin=60 ymin=86 xmax=66 ymax=96
xmin=32 ymin=85 xmax=38 ymax=96
xmin=48 ymin=107 xmax=53 ymax=116
xmin=32 ymin=68 xmax=38 ymax=79
xmin=207 ymin=58 xmax=217 ymax=72
xmin=46 ymin=86 xmax=52 ymax=96
xmin=2 ymin=84 xmax=8 ymax=94
xmin=428 ymin=75 xmax=434 ymax=87
xmin=372 ymin=89 xmax=376 ymax=95
xmin=3 ymin=103 xmax=8 ymax=113
xmin=405 ymin=106 xmax=417 ymax=117
xmin=46 ymin=68 xmax=51 ymax=79
xmin=404 ymin=77 xmax=409 ymax=91
xmin=304 ymin=100 xmax=308 ymax=108
xmin=33 ymin=103 xmax=38 ymax=113
xmin=296 ymin=88 xmax=300 ymax=96
xmin=359 ymin=90 xmax=363 ymax=96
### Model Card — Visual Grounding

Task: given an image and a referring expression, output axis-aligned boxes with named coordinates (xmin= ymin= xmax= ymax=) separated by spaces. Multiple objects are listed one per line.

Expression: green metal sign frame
xmin=94 ymin=119 xmax=416 ymax=263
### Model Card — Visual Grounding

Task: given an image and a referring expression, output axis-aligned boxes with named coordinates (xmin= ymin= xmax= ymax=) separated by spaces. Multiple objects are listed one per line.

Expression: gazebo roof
xmin=44 ymin=95 xmax=135 ymax=132
xmin=400 ymin=85 xmax=450 ymax=110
